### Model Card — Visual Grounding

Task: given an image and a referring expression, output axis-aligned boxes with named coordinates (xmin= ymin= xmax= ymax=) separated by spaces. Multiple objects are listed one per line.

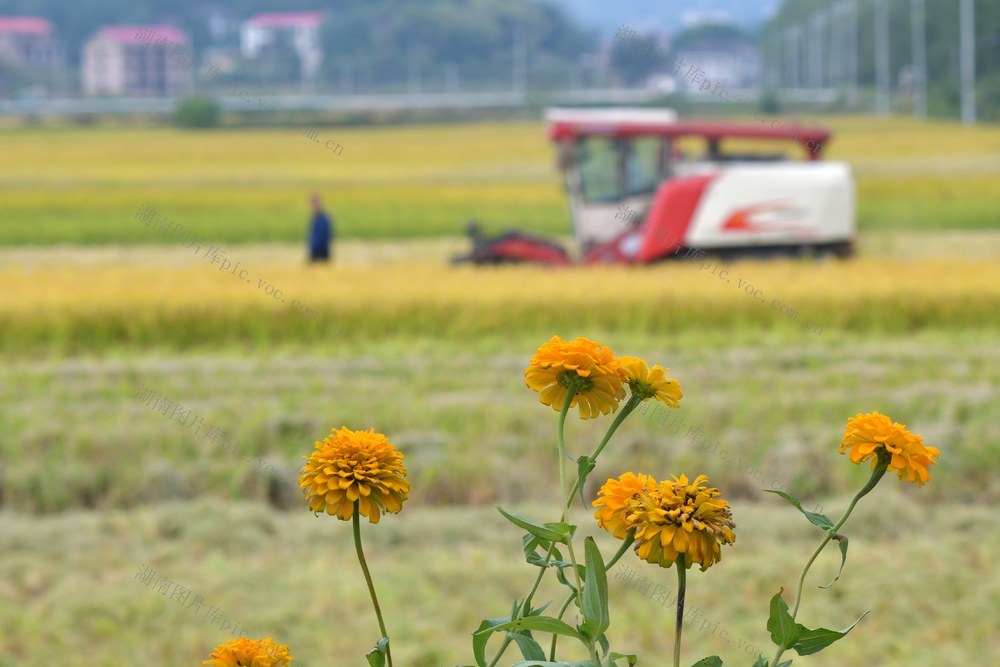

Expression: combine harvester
xmin=456 ymin=108 xmax=855 ymax=265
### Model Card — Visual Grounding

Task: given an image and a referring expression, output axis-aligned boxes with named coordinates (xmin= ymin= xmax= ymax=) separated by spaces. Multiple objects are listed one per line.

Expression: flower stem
xmin=554 ymin=391 xmax=586 ymax=621
xmin=548 ymin=533 xmax=635 ymax=660
xmin=770 ymin=459 xmax=889 ymax=667
xmin=674 ymin=562 xmax=687 ymax=667
xmin=562 ymin=396 xmax=641 ymax=517
xmin=490 ymin=390 xmax=577 ymax=667
xmin=353 ymin=502 xmax=393 ymax=667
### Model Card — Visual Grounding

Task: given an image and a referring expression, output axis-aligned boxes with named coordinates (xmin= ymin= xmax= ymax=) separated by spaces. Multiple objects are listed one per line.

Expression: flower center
xmin=629 ymin=379 xmax=658 ymax=400
xmin=558 ymin=370 xmax=593 ymax=394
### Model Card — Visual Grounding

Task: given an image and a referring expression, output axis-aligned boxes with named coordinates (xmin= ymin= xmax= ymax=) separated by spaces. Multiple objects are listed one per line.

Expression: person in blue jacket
xmin=307 ymin=194 xmax=334 ymax=263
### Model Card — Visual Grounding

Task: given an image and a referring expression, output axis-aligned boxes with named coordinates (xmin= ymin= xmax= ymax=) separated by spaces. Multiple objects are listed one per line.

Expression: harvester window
xmin=626 ymin=137 xmax=661 ymax=197
xmin=576 ymin=137 xmax=622 ymax=203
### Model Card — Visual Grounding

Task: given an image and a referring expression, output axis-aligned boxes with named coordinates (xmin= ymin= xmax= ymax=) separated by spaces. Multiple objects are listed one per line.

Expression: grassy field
xmin=0 ymin=116 xmax=999 ymax=245
xmin=1 ymin=114 xmax=997 ymax=666
xmin=1 ymin=326 xmax=997 ymax=666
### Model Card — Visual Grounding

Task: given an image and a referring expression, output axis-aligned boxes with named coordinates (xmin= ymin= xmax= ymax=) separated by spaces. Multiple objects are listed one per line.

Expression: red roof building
xmin=82 ymin=24 xmax=190 ymax=96
xmin=0 ymin=16 xmax=57 ymax=68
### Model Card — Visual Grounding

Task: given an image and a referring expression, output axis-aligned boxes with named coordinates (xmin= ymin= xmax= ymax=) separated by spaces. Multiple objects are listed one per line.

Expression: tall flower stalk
xmin=354 ymin=501 xmax=394 ymax=667
xmin=299 ymin=427 xmax=409 ymax=667
xmin=483 ymin=337 xmax=685 ymax=667
xmin=765 ymin=411 xmax=939 ymax=666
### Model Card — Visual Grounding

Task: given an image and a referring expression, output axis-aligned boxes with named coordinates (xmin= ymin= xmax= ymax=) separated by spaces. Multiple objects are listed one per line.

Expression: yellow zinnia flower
xmin=596 ymin=473 xmax=735 ymax=571
xmin=299 ymin=427 xmax=410 ymax=523
xmin=840 ymin=411 xmax=939 ymax=487
xmin=617 ymin=356 xmax=682 ymax=407
xmin=524 ymin=336 xmax=626 ymax=419
xmin=593 ymin=472 xmax=658 ymax=539
xmin=202 ymin=637 xmax=293 ymax=667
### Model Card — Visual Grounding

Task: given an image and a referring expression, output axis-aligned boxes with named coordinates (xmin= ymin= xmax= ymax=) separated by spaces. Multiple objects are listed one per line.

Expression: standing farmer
xmin=307 ymin=194 xmax=334 ymax=263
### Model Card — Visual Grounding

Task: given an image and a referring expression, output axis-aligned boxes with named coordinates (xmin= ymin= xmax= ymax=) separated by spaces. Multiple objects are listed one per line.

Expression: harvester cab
xmin=456 ymin=107 xmax=855 ymax=265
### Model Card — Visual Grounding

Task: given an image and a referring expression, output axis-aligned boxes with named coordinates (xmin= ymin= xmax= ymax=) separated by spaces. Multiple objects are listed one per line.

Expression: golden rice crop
xmin=1 ymin=257 xmax=997 ymax=353
xmin=1 ymin=116 xmax=998 ymax=244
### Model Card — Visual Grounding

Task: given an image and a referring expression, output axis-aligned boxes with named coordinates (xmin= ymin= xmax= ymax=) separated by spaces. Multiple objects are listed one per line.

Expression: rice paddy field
xmin=0 ymin=116 xmax=998 ymax=666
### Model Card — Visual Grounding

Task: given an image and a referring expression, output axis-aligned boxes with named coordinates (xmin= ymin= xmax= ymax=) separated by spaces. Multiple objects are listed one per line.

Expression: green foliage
xmin=690 ymin=658 xmax=723 ymax=667
xmin=365 ymin=637 xmax=389 ymax=667
xmin=609 ymin=32 xmax=666 ymax=85
xmin=580 ymin=538 xmax=610 ymax=641
xmin=759 ymin=89 xmax=781 ymax=115
xmin=174 ymin=96 xmax=219 ymax=129
xmin=496 ymin=506 xmax=575 ymax=544
xmin=764 ymin=0 xmax=1000 ymax=119
xmin=766 ymin=590 xmax=869 ymax=658
xmin=318 ymin=0 xmax=591 ymax=89
xmin=764 ymin=490 xmax=834 ymax=531
xmin=819 ymin=535 xmax=849 ymax=590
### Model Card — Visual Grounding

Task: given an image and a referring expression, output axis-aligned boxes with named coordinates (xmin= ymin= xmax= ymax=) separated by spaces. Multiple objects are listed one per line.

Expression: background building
xmin=81 ymin=25 xmax=189 ymax=96
xmin=0 ymin=16 xmax=57 ymax=67
xmin=240 ymin=12 xmax=323 ymax=81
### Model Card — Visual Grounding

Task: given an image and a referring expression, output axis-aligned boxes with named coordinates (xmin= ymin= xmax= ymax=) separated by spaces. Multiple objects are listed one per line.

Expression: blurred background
xmin=0 ymin=0 xmax=997 ymax=665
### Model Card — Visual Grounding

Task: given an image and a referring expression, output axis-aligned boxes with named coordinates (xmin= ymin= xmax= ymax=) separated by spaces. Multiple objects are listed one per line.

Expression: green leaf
xmin=510 ymin=632 xmax=547 ymax=661
xmin=478 ymin=616 xmax=586 ymax=643
xmin=764 ymin=490 xmax=834 ymax=531
xmin=473 ymin=617 xmax=511 ymax=667
xmin=609 ymin=653 xmax=638 ymax=666
xmin=776 ymin=661 xmax=793 ymax=667
xmin=579 ymin=537 xmax=610 ymax=640
xmin=690 ymin=657 xmax=723 ymax=667
xmin=750 ymin=658 xmax=768 ymax=667
xmin=365 ymin=636 xmax=389 ymax=667
xmin=554 ymin=561 xmax=582 ymax=595
xmin=792 ymin=611 xmax=870 ymax=656
xmin=498 ymin=506 xmax=575 ymax=543
xmin=766 ymin=589 xmax=802 ymax=649
xmin=818 ymin=534 xmax=849 ymax=589
xmin=575 ymin=455 xmax=596 ymax=507
xmin=522 ymin=534 xmax=571 ymax=569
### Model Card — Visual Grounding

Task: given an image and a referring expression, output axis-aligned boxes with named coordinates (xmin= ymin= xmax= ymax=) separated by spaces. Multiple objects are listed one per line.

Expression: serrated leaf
xmin=580 ymin=537 xmax=610 ymax=640
xmin=576 ymin=455 xmax=596 ymax=508
xmin=365 ymin=636 xmax=389 ymax=667
xmin=478 ymin=616 xmax=586 ymax=642
xmin=690 ymin=657 xmax=723 ymax=667
xmin=766 ymin=589 xmax=802 ymax=649
xmin=764 ymin=490 xmax=834 ymax=531
xmin=498 ymin=506 xmax=575 ymax=543
xmin=818 ymin=534 xmax=849 ymax=589
xmin=510 ymin=632 xmax=547 ymax=661
xmin=793 ymin=611 xmax=870 ymax=656
xmin=473 ymin=617 xmax=511 ymax=667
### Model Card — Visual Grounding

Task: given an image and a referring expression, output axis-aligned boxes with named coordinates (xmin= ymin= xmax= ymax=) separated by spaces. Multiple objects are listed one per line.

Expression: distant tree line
xmin=0 ymin=0 xmax=595 ymax=92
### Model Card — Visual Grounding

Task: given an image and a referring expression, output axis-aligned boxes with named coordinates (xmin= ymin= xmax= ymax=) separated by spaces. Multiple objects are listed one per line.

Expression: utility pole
xmin=786 ymin=25 xmax=800 ymax=88
xmin=512 ymin=25 xmax=527 ymax=95
xmin=911 ymin=0 xmax=927 ymax=117
xmin=339 ymin=58 xmax=354 ymax=93
xmin=830 ymin=3 xmax=843 ymax=90
xmin=408 ymin=43 xmax=421 ymax=94
xmin=875 ymin=0 xmax=891 ymax=115
xmin=960 ymin=0 xmax=976 ymax=124
xmin=848 ymin=0 xmax=860 ymax=106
